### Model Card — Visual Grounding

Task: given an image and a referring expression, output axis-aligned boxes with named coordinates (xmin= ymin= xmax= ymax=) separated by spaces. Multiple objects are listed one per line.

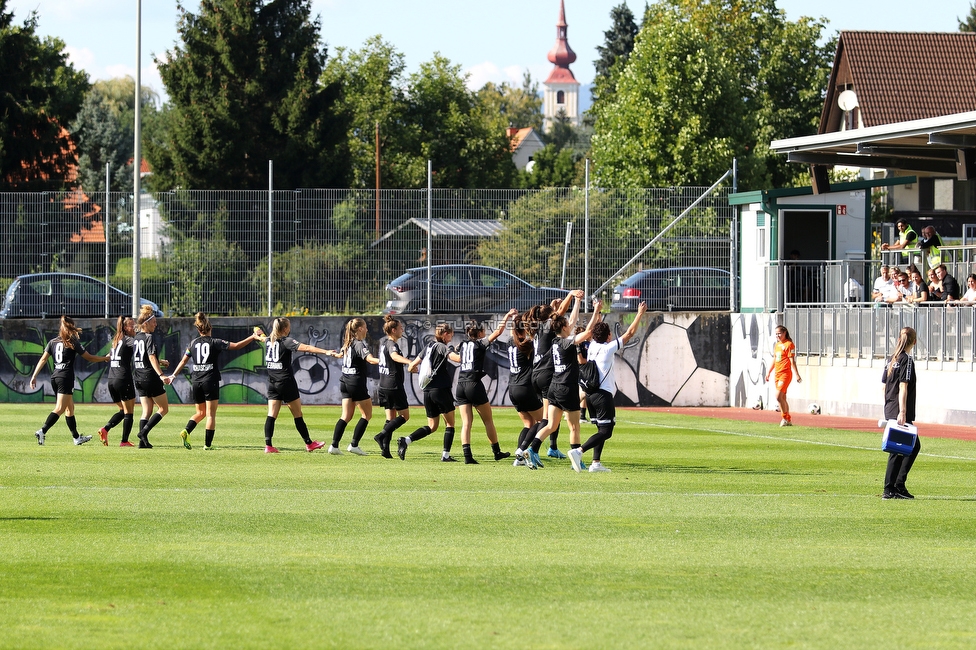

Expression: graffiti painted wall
xmin=0 ymin=313 xmax=731 ymax=407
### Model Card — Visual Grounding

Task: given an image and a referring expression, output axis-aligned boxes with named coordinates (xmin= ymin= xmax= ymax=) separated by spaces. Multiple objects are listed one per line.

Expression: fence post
xmin=268 ymin=160 xmax=273 ymax=317
xmin=105 ymin=162 xmax=110 ymax=319
xmin=560 ymin=221 xmax=573 ymax=289
xmin=427 ymin=160 xmax=432 ymax=316
xmin=132 ymin=0 xmax=142 ymax=317
xmin=584 ymin=158 xmax=590 ymax=310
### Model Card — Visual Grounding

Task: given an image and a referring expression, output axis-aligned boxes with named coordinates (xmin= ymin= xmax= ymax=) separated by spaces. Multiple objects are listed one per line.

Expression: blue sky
xmin=6 ymin=0 xmax=974 ymax=102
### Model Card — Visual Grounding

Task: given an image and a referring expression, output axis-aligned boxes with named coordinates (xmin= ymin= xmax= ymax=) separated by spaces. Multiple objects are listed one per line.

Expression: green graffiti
xmin=0 ymin=382 xmax=45 ymax=403
xmin=223 ymin=348 xmax=265 ymax=372
xmin=219 ymin=384 xmax=265 ymax=405
xmin=0 ymin=339 xmax=46 ymax=375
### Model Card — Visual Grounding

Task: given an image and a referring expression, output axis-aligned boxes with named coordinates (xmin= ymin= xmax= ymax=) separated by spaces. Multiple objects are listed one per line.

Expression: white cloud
xmin=465 ymin=62 xmax=538 ymax=91
xmin=502 ymin=65 xmax=523 ymax=83
xmin=65 ymin=45 xmax=95 ymax=70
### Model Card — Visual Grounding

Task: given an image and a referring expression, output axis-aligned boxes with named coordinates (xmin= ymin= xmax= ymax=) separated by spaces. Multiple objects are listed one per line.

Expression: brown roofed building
xmin=821 ymin=31 xmax=976 ymax=134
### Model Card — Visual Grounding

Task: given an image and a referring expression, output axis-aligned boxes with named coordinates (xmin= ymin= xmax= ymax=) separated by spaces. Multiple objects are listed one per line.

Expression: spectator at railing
xmin=881 ymin=219 xmax=918 ymax=264
xmin=951 ymin=274 xmax=976 ymax=305
xmin=889 ymin=273 xmax=913 ymax=304
xmin=906 ymin=270 xmax=929 ymax=305
xmin=933 ymin=265 xmax=961 ymax=302
xmin=926 ymin=268 xmax=941 ymax=298
xmin=872 ymin=265 xmax=893 ymax=301
xmin=918 ymin=226 xmax=943 ymax=270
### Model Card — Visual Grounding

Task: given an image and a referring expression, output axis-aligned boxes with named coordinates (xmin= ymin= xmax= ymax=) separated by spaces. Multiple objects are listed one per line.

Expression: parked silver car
xmin=1 ymin=273 xmax=162 ymax=319
xmin=611 ymin=267 xmax=731 ymax=311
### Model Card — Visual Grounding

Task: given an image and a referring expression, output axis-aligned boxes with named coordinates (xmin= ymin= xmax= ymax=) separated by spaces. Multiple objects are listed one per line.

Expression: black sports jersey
xmin=532 ymin=320 xmax=557 ymax=376
xmin=184 ymin=335 xmax=230 ymax=384
xmin=46 ymin=337 xmax=86 ymax=381
xmin=265 ymin=336 xmax=301 ymax=382
xmin=378 ymin=338 xmax=406 ymax=389
xmin=341 ymin=340 xmax=371 ymax=378
xmin=457 ymin=337 xmax=489 ymax=382
xmin=133 ymin=331 xmax=162 ymax=383
xmin=107 ymin=336 xmax=135 ymax=381
xmin=550 ymin=336 xmax=580 ymax=392
xmin=883 ymin=351 xmax=916 ymax=422
xmin=508 ymin=342 xmax=533 ymax=387
xmin=423 ymin=341 xmax=455 ymax=390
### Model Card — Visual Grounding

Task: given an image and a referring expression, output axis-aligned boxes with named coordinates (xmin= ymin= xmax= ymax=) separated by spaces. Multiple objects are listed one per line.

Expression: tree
xmin=591 ymin=3 xmax=640 ymax=102
xmin=517 ymin=144 xmax=578 ymax=189
xmin=476 ymin=72 xmax=544 ymax=132
xmin=960 ymin=2 xmax=976 ymax=31
xmin=146 ymin=0 xmax=349 ymax=191
xmin=0 ymin=0 xmax=89 ymax=191
xmin=590 ymin=0 xmax=832 ymax=190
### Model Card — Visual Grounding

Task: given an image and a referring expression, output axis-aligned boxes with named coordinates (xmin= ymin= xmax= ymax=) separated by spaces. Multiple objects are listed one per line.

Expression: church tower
xmin=542 ymin=0 xmax=580 ymax=133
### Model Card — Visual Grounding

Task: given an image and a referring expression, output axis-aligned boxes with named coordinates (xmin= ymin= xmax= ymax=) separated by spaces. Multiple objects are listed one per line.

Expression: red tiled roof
xmin=509 ymin=127 xmax=535 ymax=151
xmin=822 ymin=32 xmax=976 ymax=132
xmin=544 ymin=66 xmax=577 ymax=85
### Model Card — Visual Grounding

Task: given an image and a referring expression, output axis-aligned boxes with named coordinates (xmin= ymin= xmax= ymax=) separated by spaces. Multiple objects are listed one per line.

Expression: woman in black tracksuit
xmin=167 ymin=312 xmax=264 ymax=450
xmin=29 ymin=315 xmax=109 ymax=446
xmin=455 ymin=309 xmax=517 ymax=464
xmin=262 ymin=317 xmax=333 ymax=454
xmin=98 ymin=315 xmax=138 ymax=446
xmin=882 ymin=326 xmax=920 ymax=499
xmin=400 ymin=323 xmax=460 ymax=461
xmin=373 ymin=315 xmax=415 ymax=459
xmin=327 ymin=317 xmax=379 ymax=455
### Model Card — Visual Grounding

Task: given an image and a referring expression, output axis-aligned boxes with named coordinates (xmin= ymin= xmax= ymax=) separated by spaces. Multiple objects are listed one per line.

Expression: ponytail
xmin=270 ymin=317 xmax=289 ymax=343
xmin=111 ymin=316 xmax=130 ymax=347
xmin=340 ymin=318 xmax=366 ymax=353
xmin=887 ymin=327 xmax=917 ymax=378
xmin=59 ymin=315 xmax=81 ymax=346
xmin=194 ymin=312 xmax=212 ymax=336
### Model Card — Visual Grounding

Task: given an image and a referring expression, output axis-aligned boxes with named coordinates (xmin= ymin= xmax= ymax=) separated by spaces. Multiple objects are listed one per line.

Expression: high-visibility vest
xmin=925 ymin=234 xmax=942 ymax=269
xmin=898 ymin=224 xmax=918 ymax=260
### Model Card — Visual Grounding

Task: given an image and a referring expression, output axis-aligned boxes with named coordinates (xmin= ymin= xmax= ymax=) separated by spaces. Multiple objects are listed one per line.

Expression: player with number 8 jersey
xmin=166 ymin=312 xmax=264 ymax=450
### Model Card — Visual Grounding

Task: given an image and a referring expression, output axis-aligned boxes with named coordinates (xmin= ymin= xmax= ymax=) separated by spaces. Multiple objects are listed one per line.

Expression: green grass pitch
xmin=1 ymin=403 xmax=975 ymax=649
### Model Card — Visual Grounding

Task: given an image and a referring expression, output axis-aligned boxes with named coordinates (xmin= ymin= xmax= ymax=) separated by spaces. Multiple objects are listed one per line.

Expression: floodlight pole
xmin=268 ymin=160 xmax=273 ymax=317
xmin=426 ymin=159 xmax=432 ymax=316
xmin=105 ymin=162 xmax=110 ymax=319
xmin=131 ymin=0 xmax=142 ymax=317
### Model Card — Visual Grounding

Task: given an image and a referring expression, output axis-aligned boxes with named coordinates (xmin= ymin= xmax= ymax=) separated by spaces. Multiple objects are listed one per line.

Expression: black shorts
xmin=135 ymin=374 xmax=166 ymax=399
xmin=108 ymin=377 xmax=136 ymax=403
xmin=586 ymin=389 xmax=615 ymax=424
xmin=548 ymin=385 xmax=581 ymax=413
xmin=268 ymin=376 xmax=300 ymax=404
xmin=423 ymin=387 xmax=455 ymax=419
xmin=340 ymin=377 xmax=370 ymax=402
xmin=531 ymin=370 xmax=553 ymax=401
xmin=509 ymin=382 xmax=543 ymax=413
xmin=191 ymin=379 xmax=220 ymax=404
xmin=51 ymin=376 xmax=73 ymax=395
xmin=377 ymin=386 xmax=409 ymax=411
xmin=454 ymin=380 xmax=489 ymax=407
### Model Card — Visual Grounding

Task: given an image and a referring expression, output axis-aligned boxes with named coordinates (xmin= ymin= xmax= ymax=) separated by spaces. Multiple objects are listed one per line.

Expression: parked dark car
xmin=610 ymin=267 xmax=731 ymax=311
xmin=384 ymin=265 xmax=567 ymax=314
xmin=1 ymin=273 xmax=163 ymax=319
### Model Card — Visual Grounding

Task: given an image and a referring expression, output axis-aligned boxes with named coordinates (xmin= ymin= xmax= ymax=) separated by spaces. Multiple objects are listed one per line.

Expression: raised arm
xmin=620 ymin=302 xmax=648 ymax=345
xmin=81 ymin=350 xmax=110 ymax=363
xmin=297 ymin=343 xmax=335 ymax=355
xmin=487 ymin=309 xmax=518 ymax=343
xmin=228 ymin=331 xmax=262 ymax=351
xmin=573 ymin=300 xmax=604 ymax=344
xmin=555 ymin=289 xmax=584 ymax=317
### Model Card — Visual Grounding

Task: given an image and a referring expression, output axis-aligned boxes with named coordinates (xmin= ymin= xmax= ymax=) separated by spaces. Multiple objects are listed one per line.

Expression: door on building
xmin=780 ymin=210 xmax=830 ymax=304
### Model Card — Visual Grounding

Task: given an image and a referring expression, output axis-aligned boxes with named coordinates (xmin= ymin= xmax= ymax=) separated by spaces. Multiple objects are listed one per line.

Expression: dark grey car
xmin=383 ymin=265 xmax=567 ymax=314
xmin=610 ymin=267 xmax=731 ymax=311
xmin=1 ymin=273 xmax=163 ymax=319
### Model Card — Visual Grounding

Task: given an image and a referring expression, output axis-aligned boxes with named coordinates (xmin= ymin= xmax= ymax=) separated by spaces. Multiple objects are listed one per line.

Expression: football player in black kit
xmin=372 ymin=315 xmax=417 ymax=458
xmin=166 ymin=312 xmax=264 ymax=450
xmin=507 ymin=312 xmax=545 ymax=466
xmin=261 ymin=317 xmax=332 ymax=453
xmin=326 ymin=317 xmax=379 ymax=455
xmin=454 ymin=309 xmax=518 ymax=464
xmin=97 ymin=315 xmax=138 ymax=446
xmin=29 ymin=315 xmax=109 ymax=446
xmin=401 ymin=323 xmax=460 ymax=461
xmin=520 ymin=299 xmax=602 ymax=469
xmin=529 ymin=290 xmax=583 ymax=461
xmin=132 ymin=305 xmax=170 ymax=448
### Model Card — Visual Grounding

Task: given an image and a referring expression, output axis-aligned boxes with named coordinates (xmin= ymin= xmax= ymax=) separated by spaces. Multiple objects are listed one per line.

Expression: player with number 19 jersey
xmin=184 ymin=335 xmax=230 ymax=402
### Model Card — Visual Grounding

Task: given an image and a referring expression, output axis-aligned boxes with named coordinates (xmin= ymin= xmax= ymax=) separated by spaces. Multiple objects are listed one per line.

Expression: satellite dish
xmin=837 ymin=90 xmax=859 ymax=112
xmin=525 ymin=160 xmax=536 ymax=174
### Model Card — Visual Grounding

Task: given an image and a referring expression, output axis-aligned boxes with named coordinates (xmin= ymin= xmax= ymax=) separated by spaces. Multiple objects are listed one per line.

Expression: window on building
xmin=918 ymin=177 xmax=976 ymax=211
xmin=556 ymin=90 xmax=565 ymax=104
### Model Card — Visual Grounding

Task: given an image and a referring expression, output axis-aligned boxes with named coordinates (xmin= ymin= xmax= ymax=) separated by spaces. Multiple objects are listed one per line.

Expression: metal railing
xmin=784 ymin=304 xmax=976 ymax=368
xmin=0 ymin=186 xmax=733 ymax=316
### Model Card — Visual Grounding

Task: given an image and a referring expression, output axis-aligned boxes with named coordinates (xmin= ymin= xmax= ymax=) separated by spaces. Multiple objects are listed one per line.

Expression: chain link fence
xmin=0 ymin=185 xmax=733 ymax=316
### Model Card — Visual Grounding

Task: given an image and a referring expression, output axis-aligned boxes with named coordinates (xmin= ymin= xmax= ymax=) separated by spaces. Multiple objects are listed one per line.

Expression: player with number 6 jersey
xmin=166 ymin=312 xmax=264 ymax=450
